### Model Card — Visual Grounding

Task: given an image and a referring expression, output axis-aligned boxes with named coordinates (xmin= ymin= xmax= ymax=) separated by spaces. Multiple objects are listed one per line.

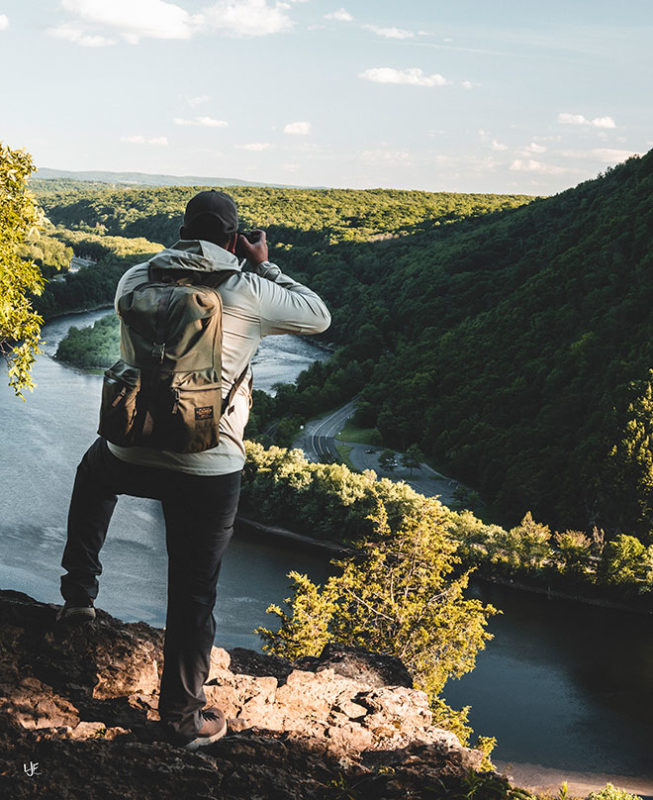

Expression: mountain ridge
xmin=33 ymin=166 xmax=315 ymax=190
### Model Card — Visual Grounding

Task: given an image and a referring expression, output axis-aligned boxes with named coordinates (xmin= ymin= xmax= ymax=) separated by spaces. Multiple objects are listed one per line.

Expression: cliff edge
xmin=0 ymin=589 xmax=501 ymax=799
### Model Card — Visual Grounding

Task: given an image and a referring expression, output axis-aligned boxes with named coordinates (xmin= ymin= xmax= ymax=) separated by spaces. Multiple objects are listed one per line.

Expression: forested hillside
xmin=269 ymin=151 xmax=653 ymax=540
xmin=359 ymin=152 xmax=653 ymax=538
xmin=38 ymin=154 xmax=653 ymax=541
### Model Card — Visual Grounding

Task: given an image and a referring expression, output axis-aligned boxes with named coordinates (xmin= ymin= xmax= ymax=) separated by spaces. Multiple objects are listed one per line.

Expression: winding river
xmin=0 ymin=311 xmax=651 ymax=791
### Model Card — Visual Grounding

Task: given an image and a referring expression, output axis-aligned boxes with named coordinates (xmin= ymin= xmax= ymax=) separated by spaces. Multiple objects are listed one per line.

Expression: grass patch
xmin=335 ymin=444 xmax=355 ymax=470
xmin=336 ymin=420 xmax=382 ymax=445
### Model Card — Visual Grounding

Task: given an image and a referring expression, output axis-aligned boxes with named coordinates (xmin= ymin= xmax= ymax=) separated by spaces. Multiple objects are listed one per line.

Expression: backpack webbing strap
xmin=221 ymin=365 xmax=251 ymax=416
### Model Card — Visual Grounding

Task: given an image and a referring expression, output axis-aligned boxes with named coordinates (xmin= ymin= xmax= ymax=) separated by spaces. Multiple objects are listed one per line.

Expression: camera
xmin=235 ymin=229 xmax=264 ymax=260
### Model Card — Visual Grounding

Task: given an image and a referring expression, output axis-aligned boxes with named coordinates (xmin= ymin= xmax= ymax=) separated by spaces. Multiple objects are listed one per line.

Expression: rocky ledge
xmin=0 ymin=589 xmax=501 ymax=799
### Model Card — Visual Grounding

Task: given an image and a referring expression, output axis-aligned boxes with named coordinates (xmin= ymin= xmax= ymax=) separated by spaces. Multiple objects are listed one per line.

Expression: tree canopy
xmin=0 ymin=143 xmax=44 ymax=395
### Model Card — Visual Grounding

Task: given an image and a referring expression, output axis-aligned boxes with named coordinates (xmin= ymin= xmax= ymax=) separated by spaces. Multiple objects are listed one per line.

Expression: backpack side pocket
xmin=98 ymin=361 xmax=141 ymax=446
xmin=169 ymin=381 xmax=222 ymax=453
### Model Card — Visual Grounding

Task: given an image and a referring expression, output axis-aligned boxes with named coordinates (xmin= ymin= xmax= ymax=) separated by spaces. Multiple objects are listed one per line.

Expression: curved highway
xmin=293 ymin=400 xmax=462 ymax=506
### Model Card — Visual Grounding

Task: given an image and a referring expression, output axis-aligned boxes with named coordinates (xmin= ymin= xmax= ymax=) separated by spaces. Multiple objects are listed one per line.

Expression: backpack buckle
xmin=152 ymin=343 xmax=165 ymax=363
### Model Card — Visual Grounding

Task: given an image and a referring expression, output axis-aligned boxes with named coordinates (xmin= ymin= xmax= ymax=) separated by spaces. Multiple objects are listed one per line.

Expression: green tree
xmin=608 ymin=371 xmax=653 ymax=540
xmin=402 ymin=443 xmax=425 ymax=475
xmin=378 ymin=448 xmax=396 ymax=472
xmin=494 ymin=512 xmax=551 ymax=572
xmin=554 ymin=530 xmax=592 ymax=578
xmin=257 ymin=497 xmax=498 ymax=744
xmin=446 ymin=510 xmax=507 ymax=567
xmin=0 ymin=143 xmax=44 ymax=395
xmin=600 ymin=534 xmax=649 ymax=586
xmin=586 ymin=784 xmax=643 ymax=800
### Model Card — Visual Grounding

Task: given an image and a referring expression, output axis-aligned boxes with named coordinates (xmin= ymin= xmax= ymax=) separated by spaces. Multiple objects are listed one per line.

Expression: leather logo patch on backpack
xmin=195 ymin=406 xmax=214 ymax=421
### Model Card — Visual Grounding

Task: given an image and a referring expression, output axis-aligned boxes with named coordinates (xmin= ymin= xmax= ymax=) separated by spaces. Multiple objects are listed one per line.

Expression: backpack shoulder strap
xmin=222 ymin=364 xmax=251 ymax=415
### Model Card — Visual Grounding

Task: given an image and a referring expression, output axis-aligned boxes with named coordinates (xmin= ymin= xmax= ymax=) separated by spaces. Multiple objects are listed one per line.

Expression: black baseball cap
xmin=183 ymin=190 xmax=239 ymax=235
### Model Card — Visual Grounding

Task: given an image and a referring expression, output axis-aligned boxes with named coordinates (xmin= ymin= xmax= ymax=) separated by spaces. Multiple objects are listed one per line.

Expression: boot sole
xmin=183 ymin=718 xmax=228 ymax=751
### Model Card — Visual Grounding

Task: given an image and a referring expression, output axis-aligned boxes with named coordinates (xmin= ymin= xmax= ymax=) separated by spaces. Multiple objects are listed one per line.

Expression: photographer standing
xmin=58 ymin=190 xmax=331 ymax=749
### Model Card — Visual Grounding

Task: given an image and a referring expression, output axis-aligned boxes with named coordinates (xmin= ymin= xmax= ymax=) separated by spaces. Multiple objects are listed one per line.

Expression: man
xmin=58 ymin=190 xmax=331 ymax=749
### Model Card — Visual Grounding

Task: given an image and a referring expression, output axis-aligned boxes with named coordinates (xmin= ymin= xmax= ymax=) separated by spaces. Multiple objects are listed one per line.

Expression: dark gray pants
xmin=60 ymin=437 xmax=240 ymax=742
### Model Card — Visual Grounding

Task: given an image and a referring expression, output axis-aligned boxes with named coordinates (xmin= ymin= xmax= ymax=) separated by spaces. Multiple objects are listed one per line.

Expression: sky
xmin=0 ymin=0 xmax=651 ymax=195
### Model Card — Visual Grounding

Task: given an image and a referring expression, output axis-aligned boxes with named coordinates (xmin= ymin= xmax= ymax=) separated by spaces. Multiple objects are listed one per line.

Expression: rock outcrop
xmin=0 ymin=589 xmax=497 ymax=799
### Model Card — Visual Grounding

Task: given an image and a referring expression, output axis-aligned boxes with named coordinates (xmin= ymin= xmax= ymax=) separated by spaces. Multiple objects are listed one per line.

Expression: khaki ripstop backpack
xmin=98 ymin=266 xmax=248 ymax=453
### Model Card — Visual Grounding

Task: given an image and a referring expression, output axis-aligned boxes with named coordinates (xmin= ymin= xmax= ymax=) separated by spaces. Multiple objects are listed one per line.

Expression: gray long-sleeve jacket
xmin=107 ymin=239 xmax=331 ymax=475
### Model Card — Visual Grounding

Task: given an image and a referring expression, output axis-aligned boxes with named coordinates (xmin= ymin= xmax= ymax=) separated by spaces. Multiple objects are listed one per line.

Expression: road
xmin=292 ymin=400 xmax=462 ymax=506
xmin=294 ymin=399 xmax=358 ymax=464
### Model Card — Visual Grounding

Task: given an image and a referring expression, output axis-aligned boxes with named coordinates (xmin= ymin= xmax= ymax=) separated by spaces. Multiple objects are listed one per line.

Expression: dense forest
xmin=36 ymin=152 xmax=653 ymax=543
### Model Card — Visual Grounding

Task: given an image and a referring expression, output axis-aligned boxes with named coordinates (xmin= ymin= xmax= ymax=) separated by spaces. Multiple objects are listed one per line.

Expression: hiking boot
xmin=57 ymin=599 xmax=96 ymax=625
xmin=183 ymin=707 xmax=228 ymax=751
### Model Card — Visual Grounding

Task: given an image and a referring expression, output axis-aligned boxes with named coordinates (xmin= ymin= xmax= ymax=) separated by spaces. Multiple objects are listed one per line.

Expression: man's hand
xmin=238 ymin=229 xmax=268 ymax=267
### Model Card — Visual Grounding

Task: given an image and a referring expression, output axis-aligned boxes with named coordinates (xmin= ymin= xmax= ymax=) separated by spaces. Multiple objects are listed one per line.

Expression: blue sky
xmin=1 ymin=0 xmax=651 ymax=194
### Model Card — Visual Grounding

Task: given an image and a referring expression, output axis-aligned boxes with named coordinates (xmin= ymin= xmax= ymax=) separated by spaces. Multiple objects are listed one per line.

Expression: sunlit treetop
xmin=0 ymin=142 xmax=44 ymax=397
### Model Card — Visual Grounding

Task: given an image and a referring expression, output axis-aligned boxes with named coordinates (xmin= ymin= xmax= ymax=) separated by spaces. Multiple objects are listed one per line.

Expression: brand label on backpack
xmin=195 ymin=406 xmax=214 ymax=421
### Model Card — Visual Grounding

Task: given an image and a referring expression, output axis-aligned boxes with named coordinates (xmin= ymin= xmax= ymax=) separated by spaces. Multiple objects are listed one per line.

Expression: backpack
xmin=98 ymin=266 xmax=248 ymax=453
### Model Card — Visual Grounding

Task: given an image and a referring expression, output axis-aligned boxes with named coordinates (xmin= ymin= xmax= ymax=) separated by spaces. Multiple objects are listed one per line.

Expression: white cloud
xmin=592 ymin=116 xmax=617 ymax=129
xmin=363 ymin=25 xmax=414 ymax=39
xmin=121 ymin=135 xmax=169 ymax=145
xmin=558 ymin=113 xmax=586 ymax=126
xmin=491 ymin=139 xmax=508 ymax=151
xmin=509 ymin=159 xmax=569 ymax=175
xmin=0 ymin=14 xmax=9 ymax=30
xmin=284 ymin=121 xmax=311 ymax=135
xmin=49 ymin=22 xmax=114 ymax=46
xmin=59 ymin=0 xmax=194 ymax=43
xmin=186 ymin=95 xmax=210 ymax=107
xmin=200 ymin=0 xmax=294 ymax=37
xmin=558 ymin=112 xmax=616 ymax=129
xmin=236 ymin=142 xmax=271 ymax=151
xmin=359 ymin=67 xmax=450 ymax=87
xmin=524 ymin=142 xmax=546 ymax=154
xmin=324 ymin=8 xmax=353 ymax=22
xmin=361 ymin=149 xmax=413 ymax=167
xmin=52 ymin=0 xmax=297 ymax=45
xmin=174 ymin=116 xmax=228 ymax=127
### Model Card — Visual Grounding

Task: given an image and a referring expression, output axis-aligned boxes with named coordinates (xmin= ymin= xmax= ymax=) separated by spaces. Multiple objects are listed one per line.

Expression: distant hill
xmin=33 ymin=167 xmax=308 ymax=190
xmin=37 ymin=184 xmax=532 ymax=247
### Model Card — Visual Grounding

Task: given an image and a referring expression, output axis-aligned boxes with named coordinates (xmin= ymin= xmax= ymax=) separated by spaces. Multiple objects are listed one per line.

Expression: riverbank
xmin=236 ymin=516 xmax=348 ymax=556
xmin=237 ymin=513 xmax=653 ymax=617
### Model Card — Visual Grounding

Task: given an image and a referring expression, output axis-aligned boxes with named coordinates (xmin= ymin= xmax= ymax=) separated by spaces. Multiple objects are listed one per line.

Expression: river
xmin=1 ymin=311 xmax=652 ymax=791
